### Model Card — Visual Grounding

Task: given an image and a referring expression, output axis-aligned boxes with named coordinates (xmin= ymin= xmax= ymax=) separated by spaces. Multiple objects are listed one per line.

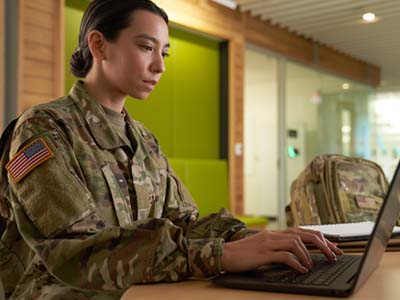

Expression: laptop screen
xmin=354 ymin=161 xmax=400 ymax=292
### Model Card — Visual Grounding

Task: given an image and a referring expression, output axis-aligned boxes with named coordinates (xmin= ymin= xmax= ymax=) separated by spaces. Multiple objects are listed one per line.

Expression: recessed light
xmin=362 ymin=12 xmax=376 ymax=22
xmin=211 ymin=0 xmax=237 ymax=9
xmin=342 ymin=83 xmax=350 ymax=90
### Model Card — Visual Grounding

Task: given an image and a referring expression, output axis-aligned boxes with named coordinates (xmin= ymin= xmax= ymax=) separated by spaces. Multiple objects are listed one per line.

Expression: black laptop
xmin=213 ymin=160 xmax=400 ymax=297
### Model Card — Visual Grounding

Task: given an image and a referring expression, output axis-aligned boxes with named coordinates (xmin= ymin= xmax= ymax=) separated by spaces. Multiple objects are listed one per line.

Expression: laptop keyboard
xmin=261 ymin=254 xmax=359 ymax=286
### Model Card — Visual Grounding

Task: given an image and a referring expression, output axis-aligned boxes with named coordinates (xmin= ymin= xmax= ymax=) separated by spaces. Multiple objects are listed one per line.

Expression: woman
xmin=0 ymin=0 xmax=342 ymax=299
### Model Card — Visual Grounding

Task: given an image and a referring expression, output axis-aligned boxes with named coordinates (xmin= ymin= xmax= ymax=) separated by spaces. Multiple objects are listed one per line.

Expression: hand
xmin=221 ymin=227 xmax=343 ymax=274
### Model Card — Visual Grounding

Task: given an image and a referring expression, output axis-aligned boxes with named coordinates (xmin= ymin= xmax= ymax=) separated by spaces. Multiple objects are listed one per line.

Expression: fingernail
xmin=301 ymin=266 xmax=309 ymax=273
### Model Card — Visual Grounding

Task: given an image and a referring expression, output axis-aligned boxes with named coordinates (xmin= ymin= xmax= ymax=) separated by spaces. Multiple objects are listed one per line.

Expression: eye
xmin=162 ymin=52 xmax=170 ymax=58
xmin=141 ymin=45 xmax=154 ymax=52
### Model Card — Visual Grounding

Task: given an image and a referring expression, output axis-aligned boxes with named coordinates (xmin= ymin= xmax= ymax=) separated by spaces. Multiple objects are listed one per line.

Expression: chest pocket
xmin=101 ymin=164 xmax=133 ymax=227
xmin=132 ymin=160 xmax=168 ymax=221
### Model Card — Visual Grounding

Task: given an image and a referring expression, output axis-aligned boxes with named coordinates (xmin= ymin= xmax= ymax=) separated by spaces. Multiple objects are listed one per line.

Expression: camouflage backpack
xmin=286 ymin=154 xmax=398 ymax=226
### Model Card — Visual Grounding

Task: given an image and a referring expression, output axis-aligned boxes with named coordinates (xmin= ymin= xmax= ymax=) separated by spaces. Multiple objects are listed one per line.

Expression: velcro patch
xmin=355 ymin=195 xmax=380 ymax=210
xmin=6 ymin=138 xmax=54 ymax=183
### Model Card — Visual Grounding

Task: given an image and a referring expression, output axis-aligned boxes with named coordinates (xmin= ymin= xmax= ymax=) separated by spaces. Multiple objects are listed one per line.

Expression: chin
xmin=131 ymin=92 xmax=151 ymax=100
xmin=135 ymin=94 xmax=150 ymax=100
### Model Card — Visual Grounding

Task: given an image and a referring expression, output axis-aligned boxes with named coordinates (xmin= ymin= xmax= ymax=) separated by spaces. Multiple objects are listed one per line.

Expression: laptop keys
xmin=262 ymin=254 xmax=358 ymax=286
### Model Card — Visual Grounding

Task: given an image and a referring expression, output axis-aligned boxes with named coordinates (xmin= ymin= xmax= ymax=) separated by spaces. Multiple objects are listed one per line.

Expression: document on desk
xmin=300 ymin=221 xmax=400 ymax=241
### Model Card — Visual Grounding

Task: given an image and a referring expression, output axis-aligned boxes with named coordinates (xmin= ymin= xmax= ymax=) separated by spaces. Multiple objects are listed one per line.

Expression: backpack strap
xmin=0 ymin=118 xmax=19 ymax=223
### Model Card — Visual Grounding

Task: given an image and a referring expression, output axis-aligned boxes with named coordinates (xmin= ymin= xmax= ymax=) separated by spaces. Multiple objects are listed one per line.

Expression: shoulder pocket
xmin=10 ymin=135 xmax=95 ymax=238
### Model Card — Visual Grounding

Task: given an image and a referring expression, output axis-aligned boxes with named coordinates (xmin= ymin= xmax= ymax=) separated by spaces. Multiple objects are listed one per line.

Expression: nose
xmin=150 ymin=53 xmax=166 ymax=74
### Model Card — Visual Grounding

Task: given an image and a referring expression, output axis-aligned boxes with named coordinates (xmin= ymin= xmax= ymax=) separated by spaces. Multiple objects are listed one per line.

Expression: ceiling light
xmin=211 ymin=0 xmax=237 ymax=10
xmin=342 ymin=83 xmax=350 ymax=90
xmin=362 ymin=12 xmax=376 ymax=22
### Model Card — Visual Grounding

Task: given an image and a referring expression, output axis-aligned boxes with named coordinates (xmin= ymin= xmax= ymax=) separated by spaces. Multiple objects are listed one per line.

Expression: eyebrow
xmin=135 ymin=34 xmax=170 ymax=48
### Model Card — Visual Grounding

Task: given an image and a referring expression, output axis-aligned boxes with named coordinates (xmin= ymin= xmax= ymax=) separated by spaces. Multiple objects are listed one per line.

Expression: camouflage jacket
xmin=0 ymin=81 xmax=250 ymax=300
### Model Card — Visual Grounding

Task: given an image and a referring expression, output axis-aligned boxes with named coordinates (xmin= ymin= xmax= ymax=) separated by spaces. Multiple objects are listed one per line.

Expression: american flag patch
xmin=6 ymin=138 xmax=54 ymax=183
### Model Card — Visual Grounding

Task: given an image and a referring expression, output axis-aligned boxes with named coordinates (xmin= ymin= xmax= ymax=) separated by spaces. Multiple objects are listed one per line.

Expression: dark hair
xmin=70 ymin=0 xmax=168 ymax=78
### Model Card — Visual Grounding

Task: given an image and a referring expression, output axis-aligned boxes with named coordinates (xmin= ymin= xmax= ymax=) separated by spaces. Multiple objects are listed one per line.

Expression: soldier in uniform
xmin=0 ymin=0 xmax=342 ymax=299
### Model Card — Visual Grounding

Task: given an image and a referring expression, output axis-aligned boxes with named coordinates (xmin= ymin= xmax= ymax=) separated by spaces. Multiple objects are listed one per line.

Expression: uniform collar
xmin=68 ymin=81 xmax=129 ymax=150
xmin=124 ymin=115 xmax=151 ymax=162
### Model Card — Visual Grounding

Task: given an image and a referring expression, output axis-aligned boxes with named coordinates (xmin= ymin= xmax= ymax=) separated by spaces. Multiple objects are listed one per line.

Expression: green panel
xmin=168 ymin=158 xmax=187 ymax=185
xmin=169 ymin=158 xmax=269 ymax=226
xmin=172 ymin=29 xmax=220 ymax=159
xmin=167 ymin=158 xmax=228 ymax=217
xmin=66 ymin=0 xmax=90 ymax=11
xmin=237 ymin=216 xmax=268 ymax=227
xmin=184 ymin=159 xmax=229 ymax=217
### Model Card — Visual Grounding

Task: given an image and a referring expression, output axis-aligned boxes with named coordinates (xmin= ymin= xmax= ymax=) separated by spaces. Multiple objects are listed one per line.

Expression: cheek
xmin=129 ymin=53 xmax=148 ymax=71
xmin=105 ymin=48 xmax=149 ymax=84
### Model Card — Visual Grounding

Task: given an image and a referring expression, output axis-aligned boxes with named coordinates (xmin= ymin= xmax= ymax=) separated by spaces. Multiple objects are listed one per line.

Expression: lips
xmin=143 ymin=80 xmax=157 ymax=86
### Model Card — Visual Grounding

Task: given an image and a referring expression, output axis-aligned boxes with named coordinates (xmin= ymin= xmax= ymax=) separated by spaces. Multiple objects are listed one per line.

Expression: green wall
xmin=65 ymin=2 xmax=220 ymax=159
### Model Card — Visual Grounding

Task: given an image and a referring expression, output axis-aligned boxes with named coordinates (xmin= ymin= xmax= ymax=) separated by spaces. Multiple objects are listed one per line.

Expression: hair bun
xmin=70 ymin=47 xmax=91 ymax=78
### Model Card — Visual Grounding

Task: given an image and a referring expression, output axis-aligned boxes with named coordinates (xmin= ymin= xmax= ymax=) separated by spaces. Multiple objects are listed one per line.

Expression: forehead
xmin=124 ymin=9 xmax=169 ymax=45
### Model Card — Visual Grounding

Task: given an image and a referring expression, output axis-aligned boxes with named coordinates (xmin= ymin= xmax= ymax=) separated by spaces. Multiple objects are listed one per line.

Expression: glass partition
xmin=285 ymin=61 xmax=375 ymax=206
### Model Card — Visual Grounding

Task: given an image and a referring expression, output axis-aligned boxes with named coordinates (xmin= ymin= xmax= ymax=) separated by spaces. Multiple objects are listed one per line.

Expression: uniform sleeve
xmin=7 ymin=113 xmax=223 ymax=293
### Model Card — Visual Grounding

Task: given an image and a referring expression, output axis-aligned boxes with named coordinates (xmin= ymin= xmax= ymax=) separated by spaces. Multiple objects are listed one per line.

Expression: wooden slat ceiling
xmin=232 ymin=0 xmax=400 ymax=87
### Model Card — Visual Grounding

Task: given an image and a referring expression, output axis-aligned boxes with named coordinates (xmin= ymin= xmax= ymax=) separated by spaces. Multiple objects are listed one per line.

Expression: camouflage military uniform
xmin=0 ymin=81 xmax=252 ymax=300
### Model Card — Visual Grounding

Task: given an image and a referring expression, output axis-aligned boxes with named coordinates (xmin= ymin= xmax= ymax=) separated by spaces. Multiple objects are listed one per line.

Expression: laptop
xmin=213 ymin=160 xmax=400 ymax=297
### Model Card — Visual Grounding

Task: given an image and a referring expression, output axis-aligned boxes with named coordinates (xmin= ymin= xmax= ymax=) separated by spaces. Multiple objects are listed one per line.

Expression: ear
xmin=87 ymin=30 xmax=106 ymax=60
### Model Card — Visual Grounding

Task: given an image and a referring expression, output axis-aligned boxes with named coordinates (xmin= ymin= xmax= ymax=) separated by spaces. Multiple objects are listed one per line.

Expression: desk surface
xmin=122 ymin=252 xmax=400 ymax=300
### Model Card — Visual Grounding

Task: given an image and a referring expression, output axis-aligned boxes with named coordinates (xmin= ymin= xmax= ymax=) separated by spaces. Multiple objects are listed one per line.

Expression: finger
xmin=289 ymin=227 xmax=328 ymax=246
xmin=268 ymin=251 xmax=309 ymax=274
xmin=298 ymin=228 xmax=343 ymax=255
xmin=288 ymin=228 xmax=337 ymax=261
xmin=271 ymin=238 xmax=313 ymax=270
xmin=267 ymin=232 xmax=313 ymax=266
xmin=327 ymin=240 xmax=344 ymax=255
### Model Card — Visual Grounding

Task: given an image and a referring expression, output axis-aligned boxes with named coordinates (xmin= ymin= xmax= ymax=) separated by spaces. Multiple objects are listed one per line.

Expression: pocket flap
xmin=355 ymin=195 xmax=381 ymax=210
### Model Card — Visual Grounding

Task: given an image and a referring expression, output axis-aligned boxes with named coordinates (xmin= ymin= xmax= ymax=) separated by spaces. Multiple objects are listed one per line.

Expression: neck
xmin=84 ymin=69 xmax=126 ymax=112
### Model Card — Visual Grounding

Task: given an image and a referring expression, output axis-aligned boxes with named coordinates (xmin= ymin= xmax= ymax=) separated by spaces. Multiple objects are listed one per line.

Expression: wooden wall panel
xmin=24 ymin=7 xmax=53 ymax=29
xmin=24 ymin=41 xmax=54 ymax=63
xmin=0 ymin=0 xmax=4 ymax=131
xmin=244 ymin=14 xmax=315 ymax=65
xmin=24 ymin=26 xmax=54 ymax=46
xmin=24 ymin=60 xmax=53 ymax=78
xmin=228 ymin=40 xmax=245 ymax=215
xmin=318 ymin=46 xmax=380 ymax=86
xmin=25 ymin=0 xmax=55 ymax=14
xmin=17 ymin=0 xmax=64 ymax=113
